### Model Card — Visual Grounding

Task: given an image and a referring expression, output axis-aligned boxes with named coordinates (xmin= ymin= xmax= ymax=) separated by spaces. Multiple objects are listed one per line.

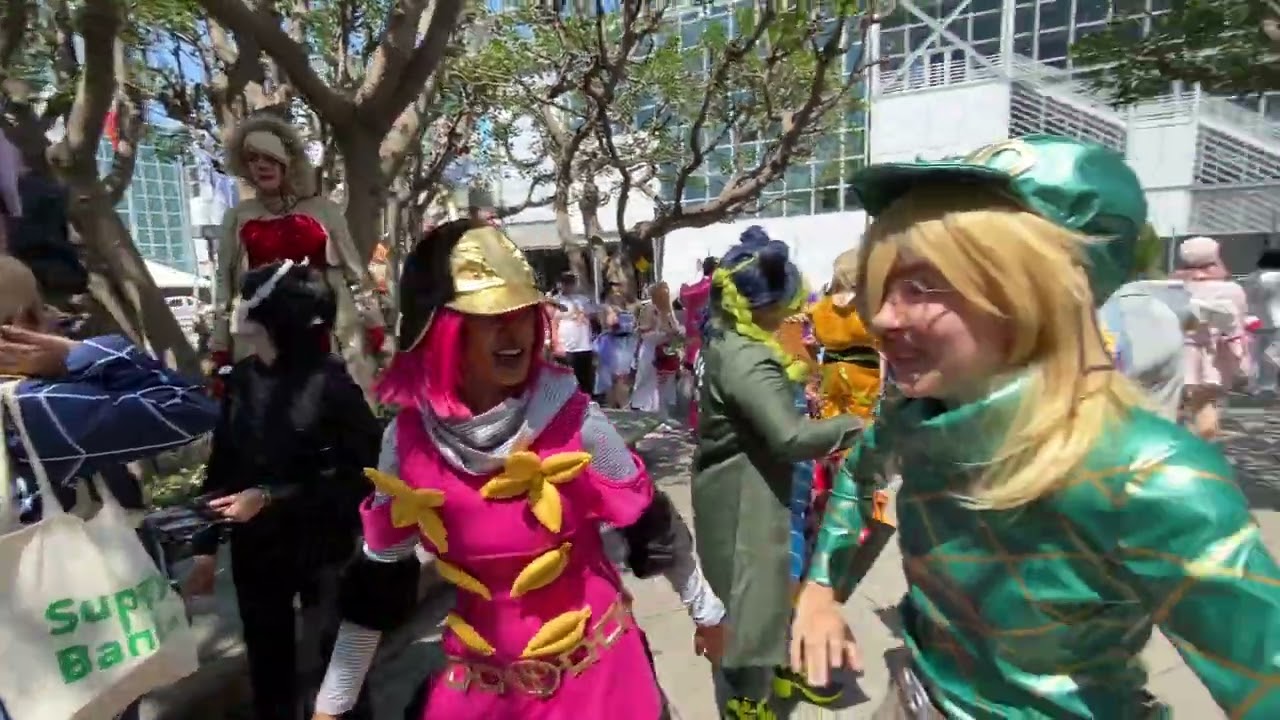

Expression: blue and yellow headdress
xmin=709 ymin=227 xmax=810 ymax=381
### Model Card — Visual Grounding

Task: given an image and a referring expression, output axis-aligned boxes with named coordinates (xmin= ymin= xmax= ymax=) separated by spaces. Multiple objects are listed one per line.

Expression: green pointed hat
xmin=850 ymin=134 xmax=1147 ymax=304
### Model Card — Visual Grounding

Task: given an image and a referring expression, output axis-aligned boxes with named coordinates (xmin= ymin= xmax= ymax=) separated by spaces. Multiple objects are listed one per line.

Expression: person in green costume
xmin=691 ymin=226 xmax=864 ymax=719
xmin=789 ymin=134 xmax=1280 ymax=719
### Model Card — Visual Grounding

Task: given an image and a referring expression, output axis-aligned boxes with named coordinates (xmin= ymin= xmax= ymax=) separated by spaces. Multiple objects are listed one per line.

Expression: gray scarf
xmin=421 ymin=371 xmax=579 ymax=476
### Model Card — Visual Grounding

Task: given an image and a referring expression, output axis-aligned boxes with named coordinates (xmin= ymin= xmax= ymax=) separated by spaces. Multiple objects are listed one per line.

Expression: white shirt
xmin=554 ymin=292 xmax=596 ymax=353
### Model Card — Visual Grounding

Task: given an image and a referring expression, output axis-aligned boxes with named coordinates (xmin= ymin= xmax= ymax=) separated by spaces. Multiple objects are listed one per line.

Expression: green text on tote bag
xmin=43 ymin=572 xmax=184 ymax=683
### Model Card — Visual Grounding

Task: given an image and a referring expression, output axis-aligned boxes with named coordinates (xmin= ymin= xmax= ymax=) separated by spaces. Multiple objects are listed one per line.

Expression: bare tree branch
xmin=408 ymin=110 xmax=474 ymax=197
xmin=199 ymin=0 xmax=354 ymax=124
xmin=49 ymin=0 xmax=123 ymax=179
xmin=634 ymin=12 xmax=870 ymax=241
xmin=493 ymin=172 xmax=556 ymax=218
xmin=103 ymin=41 xmax=145 ymax=206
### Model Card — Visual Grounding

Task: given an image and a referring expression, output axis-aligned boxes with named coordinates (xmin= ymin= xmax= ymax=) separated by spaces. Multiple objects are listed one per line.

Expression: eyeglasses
xmin=882 ymin=277 xmax=954 ymax=308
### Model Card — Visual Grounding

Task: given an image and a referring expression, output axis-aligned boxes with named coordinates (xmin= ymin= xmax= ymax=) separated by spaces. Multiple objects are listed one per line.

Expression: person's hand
xmin=790 ymin=582 xmax=861 ymax=687
xmin=209 ymin=488 xmax=269 ymax=523
xmin=183 ymin=555 xmax=218 ymax=597
xmin=311 ymin=713 xmax=338 ymax=720
xmin=693 ymin=622 xmax=727 ymax=667
xmin=0 ymin=325 xmax=77 ymax=377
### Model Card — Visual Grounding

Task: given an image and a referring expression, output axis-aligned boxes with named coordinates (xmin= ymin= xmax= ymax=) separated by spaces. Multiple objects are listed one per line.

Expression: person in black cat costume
xmin=185 ymin=260 xmax=380 ymax=720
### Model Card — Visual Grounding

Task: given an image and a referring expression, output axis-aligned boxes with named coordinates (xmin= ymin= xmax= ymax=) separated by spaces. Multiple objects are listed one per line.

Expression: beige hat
xmin=830 ymin=247 xmax=861 ymax=309
xmin=242 ymin=131 xmax=290 ymax=167
xmin=1178 ymin=235 xmax=1222 ymax=267
xmin=226 ymin=114 xmax=316 ymax=197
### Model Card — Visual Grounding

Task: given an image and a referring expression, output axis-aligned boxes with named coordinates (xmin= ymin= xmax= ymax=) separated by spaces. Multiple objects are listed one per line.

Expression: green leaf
xmin=1072 ymin=0 xmax=1279 ymax=102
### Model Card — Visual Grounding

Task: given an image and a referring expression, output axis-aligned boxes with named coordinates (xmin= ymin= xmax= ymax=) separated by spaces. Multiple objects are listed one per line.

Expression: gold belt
xmin=442 ymin=599 xmax=635 ymax=698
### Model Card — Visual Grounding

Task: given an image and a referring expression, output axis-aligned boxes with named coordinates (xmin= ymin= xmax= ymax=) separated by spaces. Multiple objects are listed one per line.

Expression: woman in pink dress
xmin=1174 ymin=235 xmax=1249 ymax=439
xmin=678 ymin=257 xmax=717 ymax=428
xmin=312 ymin=219 xmax=720 ymax=720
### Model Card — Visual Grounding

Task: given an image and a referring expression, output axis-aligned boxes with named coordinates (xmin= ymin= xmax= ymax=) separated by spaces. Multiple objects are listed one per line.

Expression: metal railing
xmin=878 ymin=50 xmax=1280 ymax=153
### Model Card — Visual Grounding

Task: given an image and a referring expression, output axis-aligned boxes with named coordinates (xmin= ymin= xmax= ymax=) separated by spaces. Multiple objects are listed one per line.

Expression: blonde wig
xmin=856 ymin=185 xmax=1147 ymax=510
xmin=225 ymin=114 xmax=318 ymax=198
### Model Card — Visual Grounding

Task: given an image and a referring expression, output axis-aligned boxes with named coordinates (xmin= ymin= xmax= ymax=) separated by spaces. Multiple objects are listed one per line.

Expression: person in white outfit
xmin=1247 ymin=249 xmax=1280 ymax=395
xmin=1174 ymin=236 xmax=1250 ymax=439
xmin=550 ymin=271 xmax=599 ymax=394
xmin=1099 ymin=279 xmax=1194 ymax=421
xmin=631 ymin=282 xmax=681 ymax=416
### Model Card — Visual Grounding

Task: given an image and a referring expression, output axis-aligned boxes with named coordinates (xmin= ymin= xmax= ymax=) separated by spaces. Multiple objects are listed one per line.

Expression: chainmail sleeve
xmin=578 ymin=404 xmax=653 ymax=527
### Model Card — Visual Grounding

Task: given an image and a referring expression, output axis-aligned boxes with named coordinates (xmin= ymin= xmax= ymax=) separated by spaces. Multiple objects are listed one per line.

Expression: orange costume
xmin=808 ymin=296 xmax=881 ymax=420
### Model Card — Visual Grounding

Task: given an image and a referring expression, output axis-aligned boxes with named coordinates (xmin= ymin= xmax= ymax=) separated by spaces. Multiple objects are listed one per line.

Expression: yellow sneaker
xmin=771 ymin=667 xmax=844 ymax=706
xmin=723 ymin=696 xmax=778 ymax=720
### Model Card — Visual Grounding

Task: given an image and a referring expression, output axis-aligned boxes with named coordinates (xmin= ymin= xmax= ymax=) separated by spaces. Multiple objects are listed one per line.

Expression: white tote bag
xmin=0 ymin=382 xmax=199 ymax=720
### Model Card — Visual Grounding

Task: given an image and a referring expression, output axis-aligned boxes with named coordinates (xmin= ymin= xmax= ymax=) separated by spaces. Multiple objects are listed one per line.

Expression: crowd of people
xmin=544 ymin=260 xmax=717 ymax=420
xmin=4 ymin=118 xmax=1280 ymax=720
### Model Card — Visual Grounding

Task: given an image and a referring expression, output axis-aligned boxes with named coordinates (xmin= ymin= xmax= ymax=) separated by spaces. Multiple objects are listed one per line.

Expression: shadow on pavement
xmin=1220 ymin=407 xmax=1280 ymax=511
xmin=634 ymin=423 xmax=696 ymax=489
xmin=873 ymin=606 xmax=905 ymax=641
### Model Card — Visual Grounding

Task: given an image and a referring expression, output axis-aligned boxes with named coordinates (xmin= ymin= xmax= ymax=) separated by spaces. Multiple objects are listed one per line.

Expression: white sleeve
xmin=314 ymin=424 xmax=416 ymax=714
xmin=658 ymin=510 xmax=726 ymax=627
xmin=314 ymin=623 xmax=382 ymax=715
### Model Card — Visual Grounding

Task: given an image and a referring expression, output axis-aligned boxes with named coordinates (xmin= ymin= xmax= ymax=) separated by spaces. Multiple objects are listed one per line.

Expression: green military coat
xmin=691 ymin=329 xmax=862 ymax=669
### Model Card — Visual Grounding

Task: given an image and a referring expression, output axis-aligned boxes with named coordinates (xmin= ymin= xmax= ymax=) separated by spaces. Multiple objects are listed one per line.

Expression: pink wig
xmin=377 ymin=306 xmax=562 ymax=420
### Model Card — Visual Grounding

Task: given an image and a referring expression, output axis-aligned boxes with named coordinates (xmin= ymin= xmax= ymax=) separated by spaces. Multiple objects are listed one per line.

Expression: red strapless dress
xmin=240 ymin=213 xmax=330 ymax=268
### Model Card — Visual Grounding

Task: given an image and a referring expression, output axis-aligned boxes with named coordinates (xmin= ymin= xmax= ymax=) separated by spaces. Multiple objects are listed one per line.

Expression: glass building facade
xmin=96 ymin=140 xmax=195 ymax=273
xmin=652 ymin=1 xmax=869 ymax=218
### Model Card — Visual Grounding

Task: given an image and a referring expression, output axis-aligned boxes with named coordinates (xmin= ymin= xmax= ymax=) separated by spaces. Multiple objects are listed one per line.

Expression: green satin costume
xmin=808 ymin=136 xmax=1280 ymax=718
xmin=808 ymin=380 xmax=1280 ymax=718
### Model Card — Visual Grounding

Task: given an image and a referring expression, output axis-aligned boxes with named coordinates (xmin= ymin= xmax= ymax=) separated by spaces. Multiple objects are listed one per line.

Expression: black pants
xmin=231 ymin=541 xmax=370 ymax=720
xmin=564 ymin=350 xmax=596 ymax=395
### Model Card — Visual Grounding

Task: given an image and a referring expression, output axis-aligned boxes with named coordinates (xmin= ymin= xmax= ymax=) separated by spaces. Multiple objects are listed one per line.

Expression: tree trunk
xmin=554 ymin=179 xmax=593 ymax=297
xmin=338 ymin=132 xmax=384 ymax=263
xmin=580 ymin=181 xmax=636 ymax=301
xmin=69 ymin=185 xmax=200 ymax=374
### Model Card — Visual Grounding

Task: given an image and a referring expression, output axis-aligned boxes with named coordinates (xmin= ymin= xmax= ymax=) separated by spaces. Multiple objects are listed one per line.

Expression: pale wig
xmin=855 ymin=185 xmax=1146 ymax=510
xmin=829 ymin=247 xmax=861 ymax=308
xmin=225 ymin=113 xmax=318 ymax=198
xmin=829 ymin=247 xmax=861 ymax=294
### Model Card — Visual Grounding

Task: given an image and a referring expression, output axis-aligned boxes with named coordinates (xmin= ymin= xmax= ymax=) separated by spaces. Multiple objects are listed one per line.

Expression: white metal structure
xmin=866 ymin=0 xmax=1280 ymax=240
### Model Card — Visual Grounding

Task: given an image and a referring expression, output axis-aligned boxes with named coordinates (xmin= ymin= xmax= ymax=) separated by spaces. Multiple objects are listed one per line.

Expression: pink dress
xmin=1183 ymin=279 xmax=1250 ymax=388
xmin=360 ymin=390 xmax=662 ymax=720
xmin=679 ymin=279 xmax=711 ymax=428
xmin=679 ymin=278 xmax=711 ymax=369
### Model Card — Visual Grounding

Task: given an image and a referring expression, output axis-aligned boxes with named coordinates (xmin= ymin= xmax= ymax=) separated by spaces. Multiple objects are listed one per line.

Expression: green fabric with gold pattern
xmin=850 ymin=134 xmax=1147 ymax=304
xmin=808 ymin=379 xmax=1280 ymax=718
